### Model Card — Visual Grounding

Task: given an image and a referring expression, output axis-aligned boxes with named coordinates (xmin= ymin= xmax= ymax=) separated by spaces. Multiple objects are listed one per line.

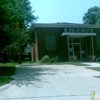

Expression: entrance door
xmin=73 ymin=44 xmax=81 ymax=60
xmin=68 ymin=37 xmax=87 ymax=61
xmin=81 ymin=44 xmax=86 ymax=61
xmin=69 ymin=44 xmax=86 ymax=61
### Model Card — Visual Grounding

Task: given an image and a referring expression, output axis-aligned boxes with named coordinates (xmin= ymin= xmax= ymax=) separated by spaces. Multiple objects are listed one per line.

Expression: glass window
xmin=80 ymin=38 xmax=86 ymax=43
xmin=69 ymin=37 xmax=73 ymax=43
xmin=96 ymin=36 xmax=100 ymax=51
xmin=45 ymin=34 xmax=56 ymax=51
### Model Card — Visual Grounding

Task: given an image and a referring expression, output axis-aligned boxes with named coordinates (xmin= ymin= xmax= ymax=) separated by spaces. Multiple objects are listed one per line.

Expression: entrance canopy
xmin=61 ymin=32 xmax=96 ymax=37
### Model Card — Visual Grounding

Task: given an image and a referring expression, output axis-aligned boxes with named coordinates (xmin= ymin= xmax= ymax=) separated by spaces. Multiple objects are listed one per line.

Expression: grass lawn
xmin=0 ymin=62 xmax=18 ymax=76
xmin=86 ymin=67 xmax=100 ymax=72
xmin=94 ymin=76 xmax=100 ymax=79
xmin=0 ymin=62 xmax=18 ymax=87
xmin=0 ymin=62 xmax=18 ymax=67
xmin=0 ymin=77 xmax=14 ymax=86
xmin=85 ymin=67 xmax=100 ymax=79
xmin=41 ymin=62 xmax=90 ymax=66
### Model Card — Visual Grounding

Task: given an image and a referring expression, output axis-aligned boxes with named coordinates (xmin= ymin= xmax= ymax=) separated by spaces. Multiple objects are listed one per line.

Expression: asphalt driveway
xmin=0 ymin=63 xmax=100 ymax=100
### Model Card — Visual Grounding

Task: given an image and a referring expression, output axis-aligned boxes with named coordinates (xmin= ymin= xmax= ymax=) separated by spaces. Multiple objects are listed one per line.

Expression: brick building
xmin=30 ymin=23 xmax=100 ymax=62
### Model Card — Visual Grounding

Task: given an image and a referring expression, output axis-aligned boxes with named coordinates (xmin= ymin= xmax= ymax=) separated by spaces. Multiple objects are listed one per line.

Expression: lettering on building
xmin=64 ymin=28 xmax=94 ymax=33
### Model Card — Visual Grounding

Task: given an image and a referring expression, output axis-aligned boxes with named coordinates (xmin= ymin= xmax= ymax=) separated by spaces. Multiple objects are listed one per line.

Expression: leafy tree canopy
xmin=83 ymin=6 xmax=100 ymax=24
xmin=0 ymin=0 xmax=38 ymax=62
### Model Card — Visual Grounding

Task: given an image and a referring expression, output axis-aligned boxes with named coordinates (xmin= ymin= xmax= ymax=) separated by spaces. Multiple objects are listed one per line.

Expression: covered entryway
xmin=62 ymin=32 xmax=96 ymax=61
xmin=69 ymin=37 xmax=86 ymax=61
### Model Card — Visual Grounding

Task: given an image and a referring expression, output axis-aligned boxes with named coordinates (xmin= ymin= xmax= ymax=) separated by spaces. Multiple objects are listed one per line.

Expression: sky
xmin=30 ymin=0 xmax=100 ymax=23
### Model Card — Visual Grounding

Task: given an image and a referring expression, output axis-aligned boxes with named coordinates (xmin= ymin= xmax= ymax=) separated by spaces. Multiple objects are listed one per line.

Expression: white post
xmin=91 ymin=36 xmax=94 ymax=56
xmin=35 ymin=30 xmax=39 ymax=62
xmin=67 ymin=36 xmax=69 ymax=61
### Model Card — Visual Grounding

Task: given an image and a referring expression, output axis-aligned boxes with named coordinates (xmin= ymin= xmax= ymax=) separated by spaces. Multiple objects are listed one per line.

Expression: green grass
xmin=41 ymin=62 xmax=90 ymax=66
xmin=0 ymin=66 xmax=16 ymax=76
xmin=0 ymin=77 xmax=14 ymax=86
xmin=0 ymin=62 xmax=17 ymax=86
xmin=86 ymin=67 xmax=100 ymax=72
xmin=0 ymin=62 xmax=18 ymax=67
xmin=0 ymin=62 xmax=18 ymax=76
xmin=95 ymin=76 xmax=100 ymax=78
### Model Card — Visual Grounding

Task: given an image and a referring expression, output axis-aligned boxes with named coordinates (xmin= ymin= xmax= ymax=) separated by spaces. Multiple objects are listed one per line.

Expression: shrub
xmin=40 ymin=55 xmax=50 ymax=63
xmin=50 ymin=56 xmax=59 ymax=63
xmin=69 ymin=56 xmax=77 ymax=62
xmin=1 ymin=42 xmax=18 ymax=62
xmin=40 ymin=55 xmax=59 ymax=63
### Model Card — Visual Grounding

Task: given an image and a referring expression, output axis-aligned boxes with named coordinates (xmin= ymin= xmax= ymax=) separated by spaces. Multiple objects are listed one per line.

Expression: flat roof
xmin=32 ymin=23 xmax=100 ymax=28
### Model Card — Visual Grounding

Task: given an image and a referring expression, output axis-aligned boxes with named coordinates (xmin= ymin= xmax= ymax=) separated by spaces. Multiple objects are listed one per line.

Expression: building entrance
xmin=68 ymin=37 xmax=86 ymax=61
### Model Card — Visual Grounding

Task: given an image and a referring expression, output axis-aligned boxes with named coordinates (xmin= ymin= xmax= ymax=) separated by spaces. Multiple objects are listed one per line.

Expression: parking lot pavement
xmin=0 ymin=64 xmax=100 ymax=100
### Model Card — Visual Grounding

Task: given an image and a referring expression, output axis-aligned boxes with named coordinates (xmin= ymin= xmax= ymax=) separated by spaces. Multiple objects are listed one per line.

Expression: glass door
xmin=73 ymin=44 xmax=81 ymax=60
xmin=81 ymin=44 xmax=86 ymax=61
xmin=68 ymin=37 xmax=87 ymax=61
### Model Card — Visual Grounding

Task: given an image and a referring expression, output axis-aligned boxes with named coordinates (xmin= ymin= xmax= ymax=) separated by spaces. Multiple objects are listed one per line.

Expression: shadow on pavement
xmin=11 ymin=66 xmax=57 ymax=88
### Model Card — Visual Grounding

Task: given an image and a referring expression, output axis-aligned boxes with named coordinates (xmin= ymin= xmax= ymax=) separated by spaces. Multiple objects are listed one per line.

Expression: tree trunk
xmin=17 ymin=21 xmax=21 ymax=64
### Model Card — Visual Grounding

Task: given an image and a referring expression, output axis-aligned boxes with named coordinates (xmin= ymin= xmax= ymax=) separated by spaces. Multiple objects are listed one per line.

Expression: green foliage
xmin=86 ymin=67 xmax=100 ymax=72
xmin=4 ymin=0 xmax=38 ymax=26
xmin=0 ymin=0 xmax=38 ymax=62
xmin=50 ymin=57 xmax=59 ymax=63
xmin=83 ymin=6 xmax=100 ymax=24
xmin=0 ymin=62 xmax=18 ymax=67
xmin=1 ymin=42 xmax=18 ymax=62
xmin=0 ymin=78 xmax=14 ymax=86
xmin=40 ymin=55 xmax=50 ymax=63
xmin=1 ymin=30 xmax=30 ymax=62
xmin=40 ymin=55 xmax=59 ymax=63
xmin=49 ymin=54 xmax=59 ymax=63
xmin=96 ymin=19 xmax=100 ymax=25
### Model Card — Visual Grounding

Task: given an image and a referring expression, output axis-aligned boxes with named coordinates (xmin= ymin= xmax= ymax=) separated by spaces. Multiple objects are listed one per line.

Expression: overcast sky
xmin=30 ymin=0 xmax=100 ymax=23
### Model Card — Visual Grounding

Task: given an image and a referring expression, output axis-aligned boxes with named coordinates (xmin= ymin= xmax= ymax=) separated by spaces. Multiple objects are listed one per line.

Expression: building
xmin=30 ymin=23 xmax=100 ymax=62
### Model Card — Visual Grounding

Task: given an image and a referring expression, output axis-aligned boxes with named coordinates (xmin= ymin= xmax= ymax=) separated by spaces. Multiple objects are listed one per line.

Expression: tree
xmin=96 ymin=19 xmax=100 ymax=25
xmin=0 ymin=0 xmax=12 ymax=62
xmin=5 ymin=0 xmax=38 ymax=64
xmin=83 ymin=6 xmax=100 ymax=24
xmin=0 ymin=0 xmax=38 ymax=64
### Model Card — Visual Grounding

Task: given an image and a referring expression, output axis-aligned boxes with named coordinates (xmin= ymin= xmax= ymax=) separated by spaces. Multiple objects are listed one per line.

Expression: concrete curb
xmin=20 ymin=63 xmax=41 ymax=66
xmin=0 ymin=82 xmax=12 ymax=92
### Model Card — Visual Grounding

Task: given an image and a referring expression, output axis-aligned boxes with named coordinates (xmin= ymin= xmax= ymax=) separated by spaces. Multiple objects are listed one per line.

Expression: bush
xmin=1 ymin=42 xmax=18 ymax=62
xmin=40 ymin=55 xmax=59 ymax=63
xmin=40 ymin=55 xmax=50 ymax=63
xmin=50 ymin=56 xmax=58 ymax=63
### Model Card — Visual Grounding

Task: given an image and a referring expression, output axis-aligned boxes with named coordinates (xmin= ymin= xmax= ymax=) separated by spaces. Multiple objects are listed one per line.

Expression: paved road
xmin=0 ymin=63 xmax=100 ymax=100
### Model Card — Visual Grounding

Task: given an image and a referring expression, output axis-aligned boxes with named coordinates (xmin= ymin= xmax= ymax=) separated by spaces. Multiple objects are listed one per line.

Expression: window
xmin=96 ymin=36 xmax=100 ymax=51
xmin=45 ymin=34 xmax=56 ymax=51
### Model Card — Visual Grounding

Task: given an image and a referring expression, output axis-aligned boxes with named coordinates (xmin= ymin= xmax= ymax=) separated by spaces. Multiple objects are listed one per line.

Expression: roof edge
xmin=32 ymin=23 xmax=100 ymax=28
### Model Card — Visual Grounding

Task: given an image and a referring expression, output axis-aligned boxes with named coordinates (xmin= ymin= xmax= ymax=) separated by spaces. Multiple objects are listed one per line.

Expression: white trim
xmin=91 ymin=36 xmax=94 ymax=56
xmin=61 ymin=32 xmax=96 ymax=36
xmin=32 ymin=23 xmax=100 ymax=28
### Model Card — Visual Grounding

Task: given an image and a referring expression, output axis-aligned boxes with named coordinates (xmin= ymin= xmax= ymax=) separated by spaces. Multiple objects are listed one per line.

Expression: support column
xmin=31 ymin=43 xmax=35 ymax=62
xmin=72 ymin=37 xmax=74 ymax=56
xmin=91 ymin=36 xmax=94 ymax=55
xmin=35 ymin=30 xmax=39 ymax=62
xmin=80 ymin=43 xmax=82 ymax=61
xmin=67 ymin=35 xmax=69 ymax=61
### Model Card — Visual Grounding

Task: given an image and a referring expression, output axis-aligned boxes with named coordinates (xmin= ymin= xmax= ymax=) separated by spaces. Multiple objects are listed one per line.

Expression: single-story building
xmin=30 ymin=23 xmax=100 ymax=62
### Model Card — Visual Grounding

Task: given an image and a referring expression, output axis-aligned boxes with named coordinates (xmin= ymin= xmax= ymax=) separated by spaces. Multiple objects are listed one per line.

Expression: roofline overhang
xmin=32 ymin=23 xmax=100 ymax=29
xmin=61 ymin=32 xmax=96 ymax=37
